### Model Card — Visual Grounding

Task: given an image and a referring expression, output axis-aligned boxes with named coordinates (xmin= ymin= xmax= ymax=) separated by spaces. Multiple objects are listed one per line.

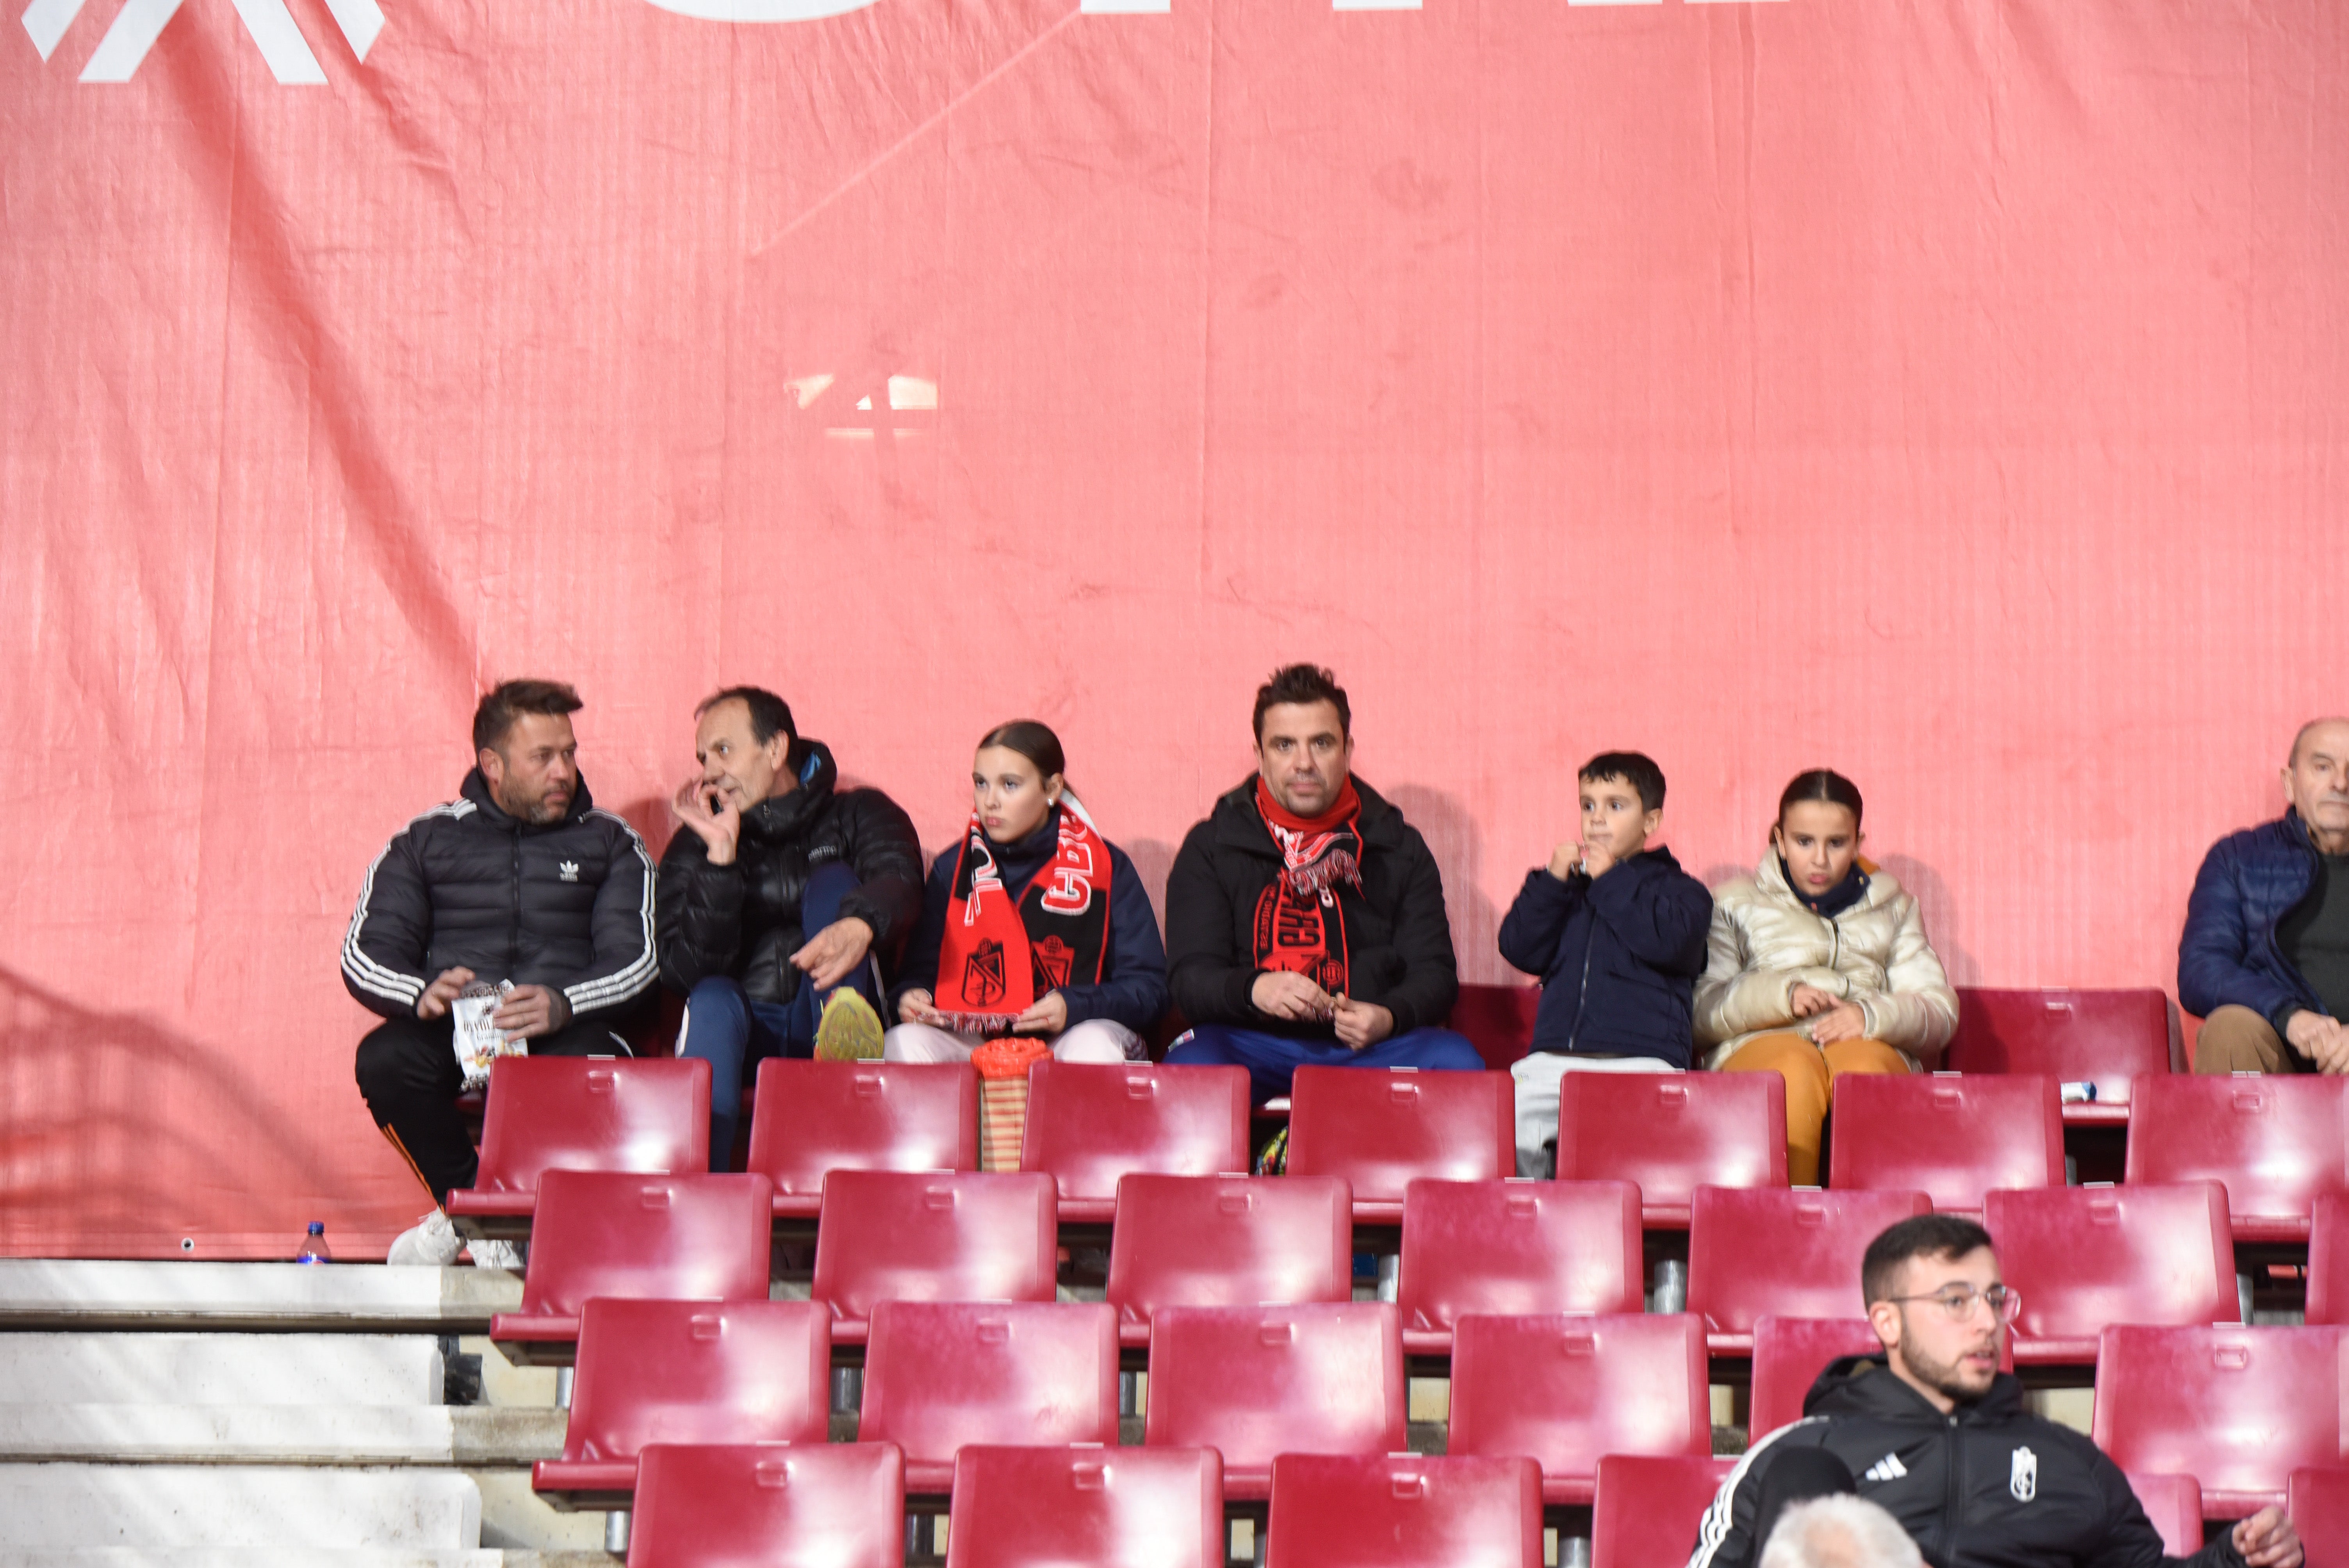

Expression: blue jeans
xmin=1163 ymin=1022 xmax=1486 ymax=1105
xmin=679 ymin=863 xmax=880 ymax=1169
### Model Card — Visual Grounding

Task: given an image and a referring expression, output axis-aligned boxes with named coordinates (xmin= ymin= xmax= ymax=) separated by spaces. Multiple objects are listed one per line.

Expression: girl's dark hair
xmin=1777 ymin=768 xmax=1864 ymax=829
xmin=977 ymin=719 xmax=1066 ymax=781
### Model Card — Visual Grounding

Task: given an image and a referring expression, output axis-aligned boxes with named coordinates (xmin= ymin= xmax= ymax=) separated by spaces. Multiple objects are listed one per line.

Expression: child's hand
xmin=1581 ymin=841 xmax=1617 ymax=879
xmin=1547 ymin=843 xmax=1586 ymax=881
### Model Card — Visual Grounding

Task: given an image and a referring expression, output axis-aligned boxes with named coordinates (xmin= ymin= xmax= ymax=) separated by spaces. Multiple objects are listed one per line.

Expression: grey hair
xmin=1758 ymin=1495 xmax=1923 ymax=1568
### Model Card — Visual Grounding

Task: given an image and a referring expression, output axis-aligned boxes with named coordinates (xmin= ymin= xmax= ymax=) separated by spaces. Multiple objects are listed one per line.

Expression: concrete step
xmin=0 ymin=1466 xmax=481 ymax=1547
xmin=0 ymin=1407 xmax=564 ymax=1465
xmin=0 ymin=1336 xmax=444 ymax=1407
xmin=0 ymin=1265 xmax=519 ymax=1334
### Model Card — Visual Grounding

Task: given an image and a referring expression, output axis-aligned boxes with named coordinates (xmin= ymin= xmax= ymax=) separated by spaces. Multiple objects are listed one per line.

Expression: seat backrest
xmin=2124 ymin=1472 xmax=2205 ymax=1557
xmin=945 ymin=1446 xmax=1224 ymax=1568
xmin=519 ymin=1171 xmax=774 ymax=1317
xmin=1396 ymin=1180 xmax=1642 ymax=1331
xmin=2304 ymin=1190 xmax=2349 ymax=1324
xmin=1446 ymin=985 xmax=1541 ymax=1072
xmin=1554 ymin=1074 xmax=1786 ymax=1212
xmin=811 ymin=1171 xmax=1058 ymax=1324
xmin=627 ymin=1442 xmax=904 ymax=1568
xmin=474 ymin=1056 xmax=709 ymax=1193
xmin=859 ymin=1301 xmax=1118 ymax=1470
xmin=1143 ymin=1304 xmax=1406 ymax=1471
xmin=1022 ymin=1062 xmax=1250 ymax=1202
xmin=564 ymin=1298 xmax=829 ymax=1463
xmin=1944 ymin=988 xmax=2174 ymax=1103
xmin=2288 ymin=1466 xmax=2349 ymax=1567
xmin=1285 ymin=1067 xmax=1511 ymax=1203
xmin=1985 ymin=1182 xmax=2236 ymax=1340
xmin=2090 ymin=1326 xmax=2347 ymax=1503
xmin=1828 ymin=1074 xmax=2064 ymax=1212
xmin=1105 ymin=1174 xmax=1351 ymax=1332
xmin=1266 ymin=1453 xmax=1542 ymax=1568
xmin=1686 ymin=1188 xmax=1931 ymax=1333
xmin=745 ymin=1060 xmax=977 ymax=1197
xmin=1592 ymin=1454 xmax=1736 ymax=1568
xmin=1447 ymin=1313 xmax=1710 ymax=1486
xmin=2124 ymin=1075 xmax=2349 ymax=1226
xmin=1747 ymin=1317 xmax=1885 ymax=1438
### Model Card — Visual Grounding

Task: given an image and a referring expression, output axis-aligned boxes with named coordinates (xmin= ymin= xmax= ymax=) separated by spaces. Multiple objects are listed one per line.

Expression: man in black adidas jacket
xmin=1690 ymin=1215 xmax=2301 ymax=1568
xmin=343 ymin=681 xmax=656 ymax=1263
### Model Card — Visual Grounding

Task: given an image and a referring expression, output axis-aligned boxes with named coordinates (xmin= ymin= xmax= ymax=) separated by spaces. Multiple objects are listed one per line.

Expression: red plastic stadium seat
xmin=809 ymin=1170 xmax=1058 ymax=1345
xmin=1554 ymin=1074 xmax=1787 ymax=1228
xmin=858 ymin=1300 xmax=1119 ymax=1495
xmin=1828 ymin=1074 xmax=2063 ymax=1215
xmin=531 ymin=1297 xmax=830 ymax=1512
xmin=1687 ymin=1187 xmax=1930 ymax=1354
xmin=1143 ymin=1303 xmax=1406 ymax=1502
xmin=2125 ymin=1472 xmax=2205 ymax=1557
xmin=2124 ymin=1076 xmax=2349 ymax=1243
xmin=1285 ymin=1066 xmax=1512 ymax=1222
xmin=1747 ymin=1317 xmax=1883 ymax=1438
xmin=1944 ymin=987 xmax=2174 ymax=1124
xmin=1267 ymin=1453 xmax=1542 ymax=1568
xmin=627 ymin=1441 xmax=905 ymax=1568
xmin=946 ymin=1446 xmax=1224 ymax=1568
xmin=446 ymin=1056 xmax=710 ymax=1241
xmin=1447 ymin=1312 xmax=1709 ymax=1506
xmin=488 ymin=1170 xmax=774 ymax=1367
xmin=1104 ymin=1174 xmax=1350 ymax=1349
xmin=2091 ymin=1325 xmax=2349 ymax=1517
xmin=745 ymin=1060 xmax=977 ymax=1220
xmin=1447 ymin=985 xmax=1541 ymax=1073
xmin=2303 ymin=1192 xmax=2349 ymax=1325
xmin=1592 ymin=1454 xmax=1735 ymax=1568
xmin=2288 ymin=1467 xmax=2349 ymax=1566
xmin=1023 ymin=1062 xmax=1251 ymax=1224
xmin=1986 ymin=1182 xmax=2236 ymax=1364
xmin=1395 ymin=1180 xmax=1642 ymax=1356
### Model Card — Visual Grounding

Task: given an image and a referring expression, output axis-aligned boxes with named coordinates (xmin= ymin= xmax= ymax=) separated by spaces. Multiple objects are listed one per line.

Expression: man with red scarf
xmin=1162 ymin=664 xmax=1485 ymax=1103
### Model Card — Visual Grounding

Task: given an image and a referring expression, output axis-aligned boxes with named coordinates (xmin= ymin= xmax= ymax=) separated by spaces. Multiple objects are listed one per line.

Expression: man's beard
xmin=1899 ymin=1324 xmax=1998 ymax=1406
xmin=497 ymin=782 xmax=568 ymax=824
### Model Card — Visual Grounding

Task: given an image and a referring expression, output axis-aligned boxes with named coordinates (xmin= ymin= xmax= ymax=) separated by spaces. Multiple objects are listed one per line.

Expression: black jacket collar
xmin=1804 ymin=1356 xmax=2027 ymax=1425
xmin=741 ymin=738 xmax=841 ymax=841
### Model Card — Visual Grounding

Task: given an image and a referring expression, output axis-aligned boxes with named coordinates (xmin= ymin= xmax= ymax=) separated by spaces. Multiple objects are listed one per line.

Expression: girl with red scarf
xmin=884 ymin=721 xmax=1171 ymax=1064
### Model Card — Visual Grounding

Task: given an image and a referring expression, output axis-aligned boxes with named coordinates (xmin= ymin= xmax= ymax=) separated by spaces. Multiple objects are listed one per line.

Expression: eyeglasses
xmin=1884 ymin=1284 xmax=2022 ymax=1324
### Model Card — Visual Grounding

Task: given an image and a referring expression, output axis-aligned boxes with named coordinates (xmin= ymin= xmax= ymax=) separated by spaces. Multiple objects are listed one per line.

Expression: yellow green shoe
xmin=813 ymin=989 xmax=886 ymax=1061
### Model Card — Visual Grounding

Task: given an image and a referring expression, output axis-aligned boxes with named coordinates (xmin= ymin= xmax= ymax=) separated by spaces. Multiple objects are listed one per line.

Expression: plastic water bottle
xmin=295 ymin=1222 xmax=331 ymax=1264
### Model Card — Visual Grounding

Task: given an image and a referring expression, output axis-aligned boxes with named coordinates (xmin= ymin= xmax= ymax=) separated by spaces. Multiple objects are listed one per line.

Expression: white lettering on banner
xmin=25 ymin=0 xmax=381 ymax=81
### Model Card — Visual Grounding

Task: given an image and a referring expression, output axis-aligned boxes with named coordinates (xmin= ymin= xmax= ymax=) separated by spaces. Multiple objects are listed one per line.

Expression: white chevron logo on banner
xmin=21 ymin=0 xmax=382 ymax=83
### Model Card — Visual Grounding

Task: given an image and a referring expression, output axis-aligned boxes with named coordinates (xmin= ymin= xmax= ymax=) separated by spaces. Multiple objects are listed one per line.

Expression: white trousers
xmin=881 ymin=1019 xmax=1139 ymax=1065
xmin=1509 ymin=1051 xmax=1684 ymax=1178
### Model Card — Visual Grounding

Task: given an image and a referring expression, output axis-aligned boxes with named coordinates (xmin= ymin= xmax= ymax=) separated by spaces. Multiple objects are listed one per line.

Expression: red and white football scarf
xmin=1249 ymin=778 xmax=1363 ymax=997
xmin=934 ymin=797 xmax=1114 ymax=1034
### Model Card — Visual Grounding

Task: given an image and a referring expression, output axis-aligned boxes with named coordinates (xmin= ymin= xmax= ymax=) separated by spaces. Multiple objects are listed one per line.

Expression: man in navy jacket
xmin=1497 ymin=751 xmax=1712 ymax=1176
xmin=2180 ymin=718 xmax=2349 ymax=1073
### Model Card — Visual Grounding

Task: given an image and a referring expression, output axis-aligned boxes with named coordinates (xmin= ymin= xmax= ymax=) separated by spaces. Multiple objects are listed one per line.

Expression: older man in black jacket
xmin=1160 ymin=664 xmax=1483 ymax=1105
xmin=344 ymin=680 xmax=656 ymax=1265
xmin=658 ymin=686 xmax=923 ymax=1165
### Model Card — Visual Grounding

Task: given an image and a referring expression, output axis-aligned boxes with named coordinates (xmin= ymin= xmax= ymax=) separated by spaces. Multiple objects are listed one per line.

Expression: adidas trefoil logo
xmin=1862 ymin=1454 xmax=1909 ymax=1483
xmin=558 ymin=861 xmax=580 ymax=883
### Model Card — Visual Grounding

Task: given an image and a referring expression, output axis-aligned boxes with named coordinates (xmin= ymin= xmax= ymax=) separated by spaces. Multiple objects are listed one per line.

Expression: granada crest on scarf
xmin=1250 ymin=777 xmax=1363 ymax=998
xmin=934 ymin=795 xmax=1114 ymax=1034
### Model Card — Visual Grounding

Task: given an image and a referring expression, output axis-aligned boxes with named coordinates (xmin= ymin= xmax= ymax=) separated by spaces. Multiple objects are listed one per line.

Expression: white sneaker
xmin=385 ymin=1210 xmax=461 ymax=1267
xmin=467 ymin=1238 xmax=525 ymax=1271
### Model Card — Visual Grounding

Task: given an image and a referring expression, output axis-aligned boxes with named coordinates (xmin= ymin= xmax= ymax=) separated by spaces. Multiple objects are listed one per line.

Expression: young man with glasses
xmin=1689 ymin=1215 xmax=2302 ymax=1568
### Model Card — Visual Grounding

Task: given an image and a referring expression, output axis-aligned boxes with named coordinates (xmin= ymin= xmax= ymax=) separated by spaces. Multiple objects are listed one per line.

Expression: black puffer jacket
xmin=1165 ymin=775 xmax=1458 ymax=1038
xmin=342 ymin=771 xmax=656 ymax=1023
xmin=656 ymin=739 xmax=924 ymax=1006
xmin=1690 ymin=1358 xmax=2247 ymax=1568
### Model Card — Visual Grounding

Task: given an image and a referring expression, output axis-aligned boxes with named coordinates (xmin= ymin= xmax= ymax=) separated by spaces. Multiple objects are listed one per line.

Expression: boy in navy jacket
xmin=1497 ymin=751 xmax=1713 ymax=1176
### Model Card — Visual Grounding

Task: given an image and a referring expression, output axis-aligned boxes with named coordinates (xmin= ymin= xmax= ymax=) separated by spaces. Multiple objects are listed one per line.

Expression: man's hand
xmin=1789 ymin=982 xmax=1839 ymax=1019
xmin=1252 ymin=970 xmax=1337 ymax=1022
xmin=2233 ymin=1505 xmax=2303 ymax=1568
xmin=669 ymin=776 xmax=743 ymax=867
xmin=1012 ymin=992 xmax=1070 ymax=1036
xmin=1331 ymin=995 xmax=1394 ymax=1051
xmin=1546 ymin=843 xmax=1586 ymax=882
xmin=791 ymin=917 xmax=875 ymax=991
xmin=415 ymin=967 xmax=476 ymax=1022
xmin=491 ymin=984 xmax=572 ymax=1040
xmin=898 ymin=988 xmax=942 ymax=1026
xmin=2285 ymin=1010 xmax=2349 ymax=1074
xmin=1807 ymin=1001 xmax=1868 ymax=1045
